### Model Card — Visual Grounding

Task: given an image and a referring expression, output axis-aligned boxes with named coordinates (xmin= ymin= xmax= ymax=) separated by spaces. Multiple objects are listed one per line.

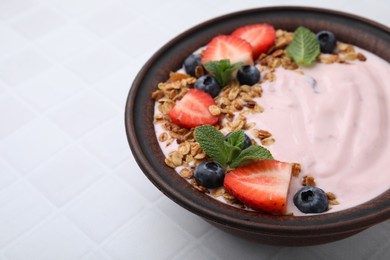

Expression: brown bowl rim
xmin=125 ymin=6 xmax=390 ymax=237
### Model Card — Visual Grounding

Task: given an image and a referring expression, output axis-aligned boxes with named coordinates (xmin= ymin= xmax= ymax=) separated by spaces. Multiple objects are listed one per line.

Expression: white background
xmin=0 ymin=0 xmax=389 ymax=259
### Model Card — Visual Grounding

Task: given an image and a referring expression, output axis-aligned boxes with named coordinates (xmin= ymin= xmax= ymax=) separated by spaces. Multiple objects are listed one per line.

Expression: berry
xmin=224 ymin=160 xmax=292 ymax=214
xmin=168 ymin=89 xmax=218 ymax=128
xmin=184 ymin=54 xmax=202 ymax=77
xmin=201 ymin=35 xmax=253 ymax=65
xmin=316 ymin=31 xmax=337 ymax=54
xmin=194 ymin=75 xmax=221 ymax=98
xmin=231 ymin=23 xmax=276 ymax=58
xmin=237 ymin=65 xmax=260 ymax=86
xmin=293 ymin=186 xmax=329 ymax=213
xmin=225 ymin=132 xmax=252 ymax=149
xmin=194 ymin=161 xmax=225 ymax=188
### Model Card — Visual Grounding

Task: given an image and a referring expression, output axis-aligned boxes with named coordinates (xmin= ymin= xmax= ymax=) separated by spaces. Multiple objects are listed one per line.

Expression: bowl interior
xmin=125 ymin=6 xmax=390 ymax=236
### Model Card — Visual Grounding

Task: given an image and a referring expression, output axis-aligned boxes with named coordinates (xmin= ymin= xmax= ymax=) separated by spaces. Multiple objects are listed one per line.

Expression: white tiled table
xmin=1 ymin=0 xmax=389 ymax=259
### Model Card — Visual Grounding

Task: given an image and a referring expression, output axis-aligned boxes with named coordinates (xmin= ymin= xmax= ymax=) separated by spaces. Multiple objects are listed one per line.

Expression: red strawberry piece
xmin=201 ymin=35 xmax=253 ymax=65
xmin=168 ymin=89 xmax=218 ymax=128
xmin=224 ymin=160 xmax=292 ymax=214
xmin=231 ymin=23 xmax=276 ymax=58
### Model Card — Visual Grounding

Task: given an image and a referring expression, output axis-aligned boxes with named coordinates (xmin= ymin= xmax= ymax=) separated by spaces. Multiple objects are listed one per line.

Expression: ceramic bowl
xmin=125 ymin=6 xmax=390 ymax=246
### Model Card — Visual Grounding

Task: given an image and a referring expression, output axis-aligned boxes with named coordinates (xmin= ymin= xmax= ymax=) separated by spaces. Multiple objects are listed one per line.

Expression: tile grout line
xmin=8 ymin=110 xmax=122 ymax=181
xmin=0 ymin=180 xmax=57 ymax=254
xmin=87 ymin=174 xmax=161 ymax=248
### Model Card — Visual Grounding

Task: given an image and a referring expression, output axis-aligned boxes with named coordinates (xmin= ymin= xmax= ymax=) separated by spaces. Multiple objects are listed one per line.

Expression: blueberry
xmin=293 ymin=186 xmax=329 ymax=213
xmin=237 ymin=65 xmax=261 ymax=86
xmin=194 ymin=75 xmax=221 ymax=97
xmin=184 ymin=54 xmax=202 ymax=77
xmin=316 ymin=31 xmax=337 ymax=54
xmin=225 ymin=132 xmax=252 ymax=149
xmin=194 ymin=161 xmax=225 ymax=189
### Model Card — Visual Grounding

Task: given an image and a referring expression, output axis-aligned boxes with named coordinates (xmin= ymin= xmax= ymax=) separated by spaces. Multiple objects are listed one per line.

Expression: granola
xmin=151 ymin=25 xmax=376 ymax=215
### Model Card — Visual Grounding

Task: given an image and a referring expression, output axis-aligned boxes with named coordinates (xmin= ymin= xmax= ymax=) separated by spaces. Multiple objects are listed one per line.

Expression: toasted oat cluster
xmin=151 ymin=27 xmax=366 ymax=212
xmin=152 ymin=73 xmax=279 ymax=202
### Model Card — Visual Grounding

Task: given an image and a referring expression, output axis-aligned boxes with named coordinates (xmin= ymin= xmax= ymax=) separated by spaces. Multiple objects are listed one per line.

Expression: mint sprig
xmin=229 ymin=145 xmax=273 ymax=168
xmin=286 ymin=26 xmax=320 ymax=65
xmin=203 ymin=59 xmax=243 ymax=87
xmin=194 ymin=125 xmax=273 ymax=168
xmin=193 ymin=124 xmax=231 ymax=166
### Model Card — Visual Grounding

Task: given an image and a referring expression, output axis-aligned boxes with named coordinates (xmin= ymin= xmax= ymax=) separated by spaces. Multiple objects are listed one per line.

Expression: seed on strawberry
xmin=232 ymin=23 xmax=276 ymax=58
xmin=224 ymin=160 xmax=292 ymax=214
xmin=168 ymin=89 xmax=218 ymax=128
xmin=201 ymin=35 xmax=253 ymax=65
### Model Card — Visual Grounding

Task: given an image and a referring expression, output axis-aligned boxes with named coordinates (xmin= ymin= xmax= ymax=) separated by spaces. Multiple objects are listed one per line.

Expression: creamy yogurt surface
xmin=154 ymin=47 xmax=390 ymax=216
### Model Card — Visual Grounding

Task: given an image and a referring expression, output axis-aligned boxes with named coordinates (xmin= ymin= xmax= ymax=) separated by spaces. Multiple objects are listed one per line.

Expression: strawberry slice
xmin=201 ymin=35 xmax=253 ymax=65
xmin=168 ymin=89 xmax=218 ymax=128
xmin=224 ymin=160 xmax=292 ymax=214
xmin=231 ymin=23 xmax=276 ymax=58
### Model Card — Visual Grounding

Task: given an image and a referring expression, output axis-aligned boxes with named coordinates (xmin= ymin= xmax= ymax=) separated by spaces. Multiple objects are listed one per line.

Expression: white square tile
xmin=95 ymin=64 xmax=139 ymax=107
xmin=51 ymin=0 xmax=108 ymax=17
xmin=202 ymin=229 xmax=280 ymax=259
xmin=29 ymin=145 xmax=106 ymax=206
xmin=0 ymin=182 xmax=52 ymax=248
xmin=35 ymin=23 xmax=99 ymax=62
xmin=5 ymin=216 xmax=92 ymax=260
xmin=115 ymin=159 xmax=162 ymax=202
xmin=103 ymin=208 xmax=190 ymax=259
xmin=0 ymin=48 xmax=52 ymax=86
xmin=132 ymin=0 xmax=172 ymax=15
xmin=130 ymin=0 xmax=205 ymax=34
xmin=0 ymin=0 xmax=37 ymax=20
xmin=274 ymin=245 xmax=334 ymax=260
xmin=65 ymin=176 xmax=146 ymax=242
xmin=0 ymin=158 xmax=19 ymax=191
xmin=81 ymin=1 xmax=137 ymax=37
xmin=16 ymin=66 xmax=85 ymax=111
xmin=108 ymin=17 xmax=170 ymax=59
xmin=83 ymin=249 xmax=111 ymax=260
xmin=0 ymin=93 xmax=35 ymax=139
xmin=0 ymin=82 xmax=5 ymax=95
xmin=156 ymin=196 xmax=212 ymax=238
xmin=81 ymin=116 xmax=130 ymax=168
xmin=0 ymin=25 xmax=27 ymax=59
xmin=172 ymin=245 xmax=221 ymax=260
xmin=284 ymin=222 xmax=390 ymax=260
xmin=65 ymin=43 xmax=129 ymax=84
xmin=0 ymin=118 xmax=70 ymax=173
xmin=10 ymin=7 xmax=67 ymax=39
xmin=47 ymin=91 xmax=118 ymax=138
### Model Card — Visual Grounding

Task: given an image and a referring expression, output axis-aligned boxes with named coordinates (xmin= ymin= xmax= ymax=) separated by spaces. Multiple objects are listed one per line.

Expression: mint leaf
xmin=230 ymin=145 xmax=273 ymax=168
xmin=225 ymin=142 xmax=242 ymax=166
xmin=195 ymin=126 xmax=274 ymax=169
xmin=226 ymin=130 xmax=245 ymax=150
xmin=194 ymin=125 xmax=230 ymax=166
xmin=204 ymin=60 xmax=243 ymax=87
xmin=286 ymin=26 xmax=320 ymax=65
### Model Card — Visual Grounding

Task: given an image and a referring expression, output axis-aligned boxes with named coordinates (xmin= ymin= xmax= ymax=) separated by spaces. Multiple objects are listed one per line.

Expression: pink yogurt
xmin=155 ymin=47 xmax=390 ymax=216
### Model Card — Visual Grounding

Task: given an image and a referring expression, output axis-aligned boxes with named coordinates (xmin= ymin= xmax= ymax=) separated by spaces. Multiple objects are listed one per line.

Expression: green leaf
xmin=204 ymin=60 xmax=243 ymax=87
xmin=194 ymin=125 xmax=230 ymax=166
xmin=194 ymin=126 xmax=274 ymax=169
xmin=226 ymin=130 xmax=245 ymax=150
xmin=230 ymin=145 xmax=273 ymax=168
xmin=286 ymin=26 xmax=320 ymax=65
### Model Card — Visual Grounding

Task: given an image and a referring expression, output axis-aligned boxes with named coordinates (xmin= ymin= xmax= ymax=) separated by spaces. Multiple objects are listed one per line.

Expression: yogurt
xmin=154 ymin=47 xmax=390 ymax=216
